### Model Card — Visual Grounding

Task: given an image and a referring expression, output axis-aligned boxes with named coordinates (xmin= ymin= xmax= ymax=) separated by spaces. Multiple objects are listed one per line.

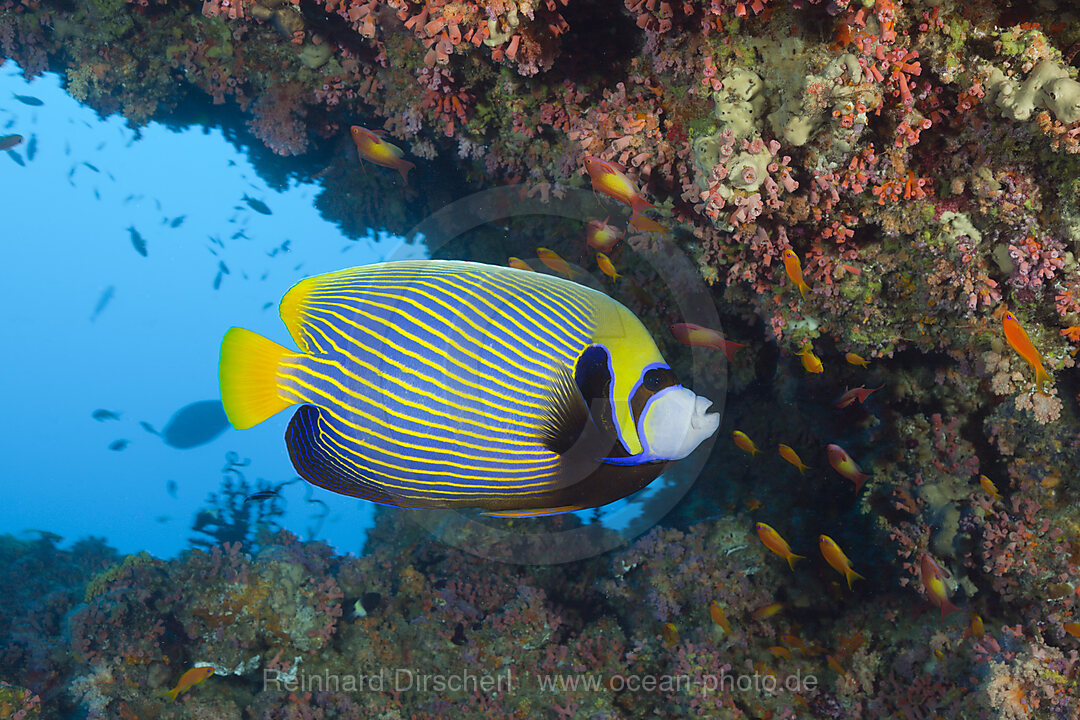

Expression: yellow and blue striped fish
xmin=219 ymin=260 xmax=718 ymax=515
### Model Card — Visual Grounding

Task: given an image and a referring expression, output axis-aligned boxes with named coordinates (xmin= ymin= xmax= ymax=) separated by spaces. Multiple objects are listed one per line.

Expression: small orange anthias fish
xmin=783 ymin=248 xmax=811 ymax=298
xmin=536 ymin=247 xmax=574 ymax=277
xmin=732 ymin=430 xmax=760 ymax=456
xmin=836 ymin=629 xmax=865 ymax=659
xmin=162 ymin=666 xmax=214 ymax=703
xmin=349 ymin=126 xmax=415 ymax=183
xmin=670 ymin=322 xmax=748 ymax=363
xmin=1002 ymin=311 xmax=1051 ymax=393
xmin=979 ymin=474 xmax=1002 ymax=502
xmin=1064 ymin=622 xmax=1080 ymax=639
xmin=752 ymin=602 xmax=784 ymax=621
xmin=845 ymin=352 xmax=870 ymax=368
xmin=834 ymin=384 xmax=883 ymax=409
xmin=507 ymin=257 xmax=533 ymax=272
xmin=826 ymin=443 xmax=871 ymax=493
xmin=596 ymin=252 xmax=620 ymax=280
xmin=780 ymin=634 xmax=805 ymax=650
xmin=778 ymin=444 xmax=810 ymax=474
xmin=586 ymin=217 xmax=624 ymax=252
xmin=920 ymin=554 xmax=960 ymax=619
xmin=820 ymin=535 xmax=864 ymax=589
xmin=754 ymin=660 xmax=777 ymax=679
xmin=756 ymin=522 xmax=805 ymax=570
xmin=582 ymin=156 xmax=667 ymax=233
xmin=796 ymin=345 xmax=823 ymax=374
xmin=827 ymin=655 xmax=847 ymax=676
xmin=769 ymin=646 xmax=791 ymax=659
xmin=969 ymin=613 xmax=985 ymax=641
xmin=661 ymin=622 xmax=680 ymax=647
xmin=628 ymin=213 xmax=668 ymax=233
xmin=709 ymin=601 xmax=732 ymax=633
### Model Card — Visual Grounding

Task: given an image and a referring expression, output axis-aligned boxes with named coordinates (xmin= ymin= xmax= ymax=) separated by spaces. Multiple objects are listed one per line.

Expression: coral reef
xmin=0 ymin=682 xmax=41 ymax=720
xmin=2 ymin=0 xmax=1079 ymax=378
xmin=0 ymin=499 xmax=1078 ymax=717
xmin=0 ymin=533 xmax=117 ymax=715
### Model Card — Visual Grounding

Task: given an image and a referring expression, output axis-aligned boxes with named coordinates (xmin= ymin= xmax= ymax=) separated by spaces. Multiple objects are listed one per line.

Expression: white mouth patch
xmin=639 ymin=386 xmax=719 ymax=461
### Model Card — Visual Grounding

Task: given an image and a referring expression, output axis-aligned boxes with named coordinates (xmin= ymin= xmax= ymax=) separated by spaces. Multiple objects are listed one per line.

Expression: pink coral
xmin=1007 ymin=233 xmax=1065 ymax=291
xmin=246 ymin=83 xmax=310 ymax=156
xmin=417 ymin=66 xmax=472 ymax=136
xmin=201 ymin=0 xmax=247 ymax=20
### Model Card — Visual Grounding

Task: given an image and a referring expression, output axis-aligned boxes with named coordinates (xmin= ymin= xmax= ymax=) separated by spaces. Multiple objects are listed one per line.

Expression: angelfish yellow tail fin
xmin=219 ymin=327 xmax=295 ymax=429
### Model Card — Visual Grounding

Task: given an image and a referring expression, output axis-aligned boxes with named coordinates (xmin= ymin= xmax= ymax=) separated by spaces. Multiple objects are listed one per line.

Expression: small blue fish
xmin=242 ymin=194 xmax=272 ymax=215
xmin=109 ymin=439 xmax=129 ymax=451
xmin=13 ymin=93 xmax=43 ymax=106
xmin=90 ymin=285 xmax=115 ymax=322
xmin=92 ymin=408 xmax=120 ymax=421
xmin=128 ymin=226 xmax=148 ymax=257
xmin=243 ymin=490 xmax=280 ymax=503
xmin=7 ymin=150 xmax=25 ymax=167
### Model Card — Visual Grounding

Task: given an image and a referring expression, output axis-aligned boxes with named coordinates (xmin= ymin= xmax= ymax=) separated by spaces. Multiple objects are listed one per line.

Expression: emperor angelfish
xmin=219 ymin=260 xmax=719 ymax=515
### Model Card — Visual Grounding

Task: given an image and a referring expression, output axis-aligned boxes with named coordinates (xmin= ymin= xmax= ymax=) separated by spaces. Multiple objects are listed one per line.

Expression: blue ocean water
xmin=0 ymin=63 xmax=424 ymax=557
xmin=0 ymin=63 xmax=689 ymax=561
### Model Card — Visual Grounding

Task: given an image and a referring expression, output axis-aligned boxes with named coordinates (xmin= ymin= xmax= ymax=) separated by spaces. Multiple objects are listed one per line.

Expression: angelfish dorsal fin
xmin=278 ymin=276 xmax=317 ymax=352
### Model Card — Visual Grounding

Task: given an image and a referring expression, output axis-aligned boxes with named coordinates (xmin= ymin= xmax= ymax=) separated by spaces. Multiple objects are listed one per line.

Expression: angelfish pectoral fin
xmin=541 ymin=351 xmax=622 ymax=458
xmin=539 ymin=364 xmax=592 ymax=455
xmin=539 ymin=363 xmax=619 ymax=486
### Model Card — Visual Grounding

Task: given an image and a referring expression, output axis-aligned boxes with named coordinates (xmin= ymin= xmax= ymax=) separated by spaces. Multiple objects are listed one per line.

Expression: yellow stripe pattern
xmin=278 ymin=260 xmax=624 ymax=503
